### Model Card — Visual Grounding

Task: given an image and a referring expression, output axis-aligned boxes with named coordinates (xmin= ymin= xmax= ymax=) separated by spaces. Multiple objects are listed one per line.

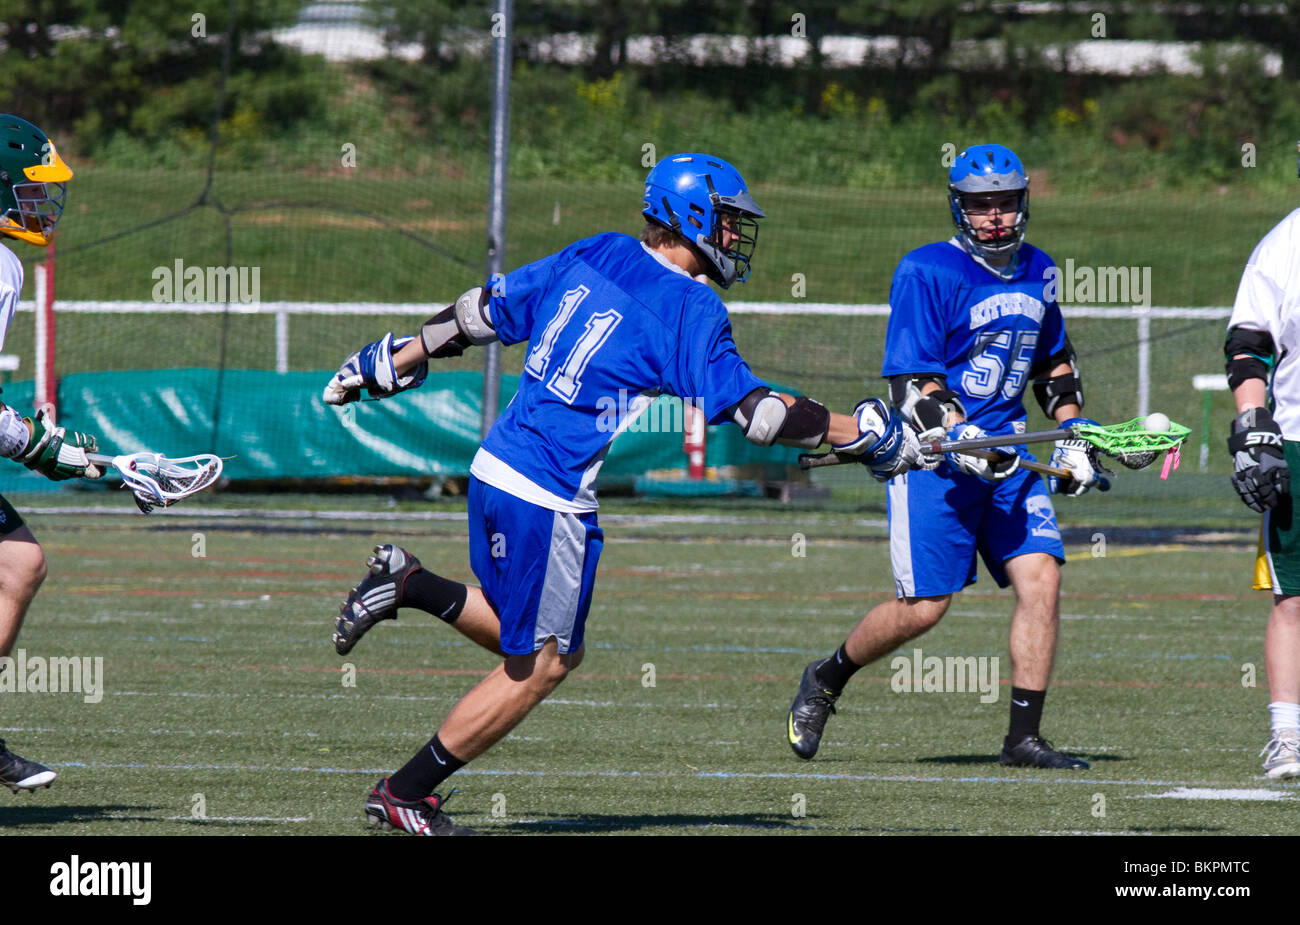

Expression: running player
xmin=322 ymin=153 xmax=926 ymax=834
xmin=0 ymin=114 xmax=103 ymax=794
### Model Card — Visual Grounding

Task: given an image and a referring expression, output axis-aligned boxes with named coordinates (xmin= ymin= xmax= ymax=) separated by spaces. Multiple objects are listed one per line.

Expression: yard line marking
xmin=163 ymin=814 xmax=314 ymax=822
xmin=46 ymin=760 xmax=1275 ymax=790
xmin=1135 ymin=787 xmax=1296 ymax=801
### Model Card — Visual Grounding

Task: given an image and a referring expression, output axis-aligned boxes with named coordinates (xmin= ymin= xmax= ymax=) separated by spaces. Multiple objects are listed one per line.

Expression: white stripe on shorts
xmin=535 ymin=510 xmax=588 ymax=653
xmin=888 ymin=472 xmax=914 ymax=598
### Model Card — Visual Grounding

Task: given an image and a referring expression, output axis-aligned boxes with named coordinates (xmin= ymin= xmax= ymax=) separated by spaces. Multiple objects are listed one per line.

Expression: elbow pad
xmin=1031 ymin=339 xmax=1084 ymax=417
xmin=1225 ymin=326 xmax=1276 ymax=391
xmin=421 ymin=286 xmax=497 ymax=357
xmin=731 ymin=389 xmax=830 ymax=449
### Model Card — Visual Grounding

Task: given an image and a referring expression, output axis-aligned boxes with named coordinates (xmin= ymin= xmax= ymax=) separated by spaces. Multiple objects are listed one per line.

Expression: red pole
xmin=683 ymin=400 xmax=705 ymax=480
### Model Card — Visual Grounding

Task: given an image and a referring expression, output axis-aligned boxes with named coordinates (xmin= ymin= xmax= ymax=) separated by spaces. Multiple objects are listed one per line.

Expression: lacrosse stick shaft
xmin=797 ymin=447 xmax=1110 ymax=490
xmin=798 ymin=448 xmax=1067 ymax=477
xmin=924 ymin=428 xmax=1070 ymax=455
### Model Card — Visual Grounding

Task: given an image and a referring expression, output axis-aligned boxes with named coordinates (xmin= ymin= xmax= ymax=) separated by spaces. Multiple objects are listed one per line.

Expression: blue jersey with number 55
xmin=474 ymin=232 xmax=766 ymax=511
xmin=881 ymin=239 xmax=1067 ymax=435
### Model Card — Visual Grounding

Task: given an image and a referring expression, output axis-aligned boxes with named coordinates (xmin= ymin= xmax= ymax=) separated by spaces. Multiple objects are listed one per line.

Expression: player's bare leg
xmin=844 ymin=594 xmax=951 ymax=667
xmin=0 ymin=526 xmax=46 ymax=658
xmin=1260 ymin=595 xmax=1300 ymax=777
xmin=1004 ymin=552 xmax=1060 ymax=690
xmin=334 ymin=544 xmax=505 ymax=656
xmin=372 ymin=636 xmax=581 ymax=831
xmin=437 ymin=637 xmax=582 ymax=760
xmin=0 ymin=524 xmax=57 ymax=793
xmin=445 ymin=586 xmax=503 ymax=655
xmin=788 ymin=594 xmax=950 ymax=759
xmin=1265 ymin=595 xmax=1300 ymax=703
xmin=999 ymin=552 xmax=1086 ymax=768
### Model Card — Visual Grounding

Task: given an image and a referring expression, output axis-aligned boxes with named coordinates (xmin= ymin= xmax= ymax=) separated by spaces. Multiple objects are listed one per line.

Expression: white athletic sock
xmin=1268 ymin=702 xmax=1300 ymax=734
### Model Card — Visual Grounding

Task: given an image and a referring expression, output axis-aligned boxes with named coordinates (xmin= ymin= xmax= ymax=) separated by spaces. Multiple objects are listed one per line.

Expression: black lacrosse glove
xmin=1228 ymin=407 xmax=1290 ymax=513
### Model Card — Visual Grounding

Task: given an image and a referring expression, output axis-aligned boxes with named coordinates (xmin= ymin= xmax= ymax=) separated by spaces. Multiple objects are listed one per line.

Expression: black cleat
xmin=999 ymin=734 xmax=1089 ymax=769
xmin=0 ymin=740 xmax=55 ymax=793
xmin=787 ymin=660 xmax=840 ymax=760
xmin=364 ymin=779 xmax=478 ymax=836
xmin=333 ymin=544 xmax=422 ymax=655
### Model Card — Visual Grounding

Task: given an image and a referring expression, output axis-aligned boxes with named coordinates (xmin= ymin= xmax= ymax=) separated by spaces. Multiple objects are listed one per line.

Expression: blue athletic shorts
xmin=885 ymin=461 xmax=1065 ymax=598
xmin=467 ymin=476 xmax=603 ymax=655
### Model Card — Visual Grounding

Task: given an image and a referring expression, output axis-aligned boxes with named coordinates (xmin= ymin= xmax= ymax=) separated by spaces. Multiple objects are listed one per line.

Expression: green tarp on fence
xmin=0 ymin=370 xmax=799 ymax=492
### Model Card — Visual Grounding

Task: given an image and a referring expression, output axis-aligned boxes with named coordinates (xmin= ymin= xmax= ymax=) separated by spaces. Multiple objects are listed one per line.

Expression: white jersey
xmin=1229 ymin=207 xmax=1300 ymax=438
xmin=0 ymin=243 xmax=20 ymax=352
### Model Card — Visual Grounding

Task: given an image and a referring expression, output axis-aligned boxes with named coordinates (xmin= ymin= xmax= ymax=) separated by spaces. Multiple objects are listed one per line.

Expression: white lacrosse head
xmin=110 ymin=453 xmax=223 ymax=513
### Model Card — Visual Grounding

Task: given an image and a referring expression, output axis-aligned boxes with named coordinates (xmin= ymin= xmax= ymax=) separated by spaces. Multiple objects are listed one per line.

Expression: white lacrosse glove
xmin=834 ymin=398 xmax=924 ymax=482
xmin=323 ymin=333 xmax=428 ymax=405
xmin=1048 ymin=417 xmax=1111 ymax=497
xmin=946 ymin=423 xmax=1020 ymax=481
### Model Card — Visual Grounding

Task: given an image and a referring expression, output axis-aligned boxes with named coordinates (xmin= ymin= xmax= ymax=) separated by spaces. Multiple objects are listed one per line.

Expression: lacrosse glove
xmin=1048 ymin=417 xmax=1112 ymax=497
xmin=946 ymin=423 xmax=1020 ymax=480
xmin=1229 ymin=407 xmax=1289 ymax=513
xmin=16 ymin=410 xmax=101 ymax=481
xmin=324 ymin=333 xmax=428 ymax=405
xmin=834 ymin=398 xmax=923 ymax=482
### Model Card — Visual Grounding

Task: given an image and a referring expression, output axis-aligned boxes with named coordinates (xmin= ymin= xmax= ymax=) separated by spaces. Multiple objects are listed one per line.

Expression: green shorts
xmin=0 ymin=493 xmax=24 ymax=536
xmin=1265 ymin=440 xmax=1300 ymax=595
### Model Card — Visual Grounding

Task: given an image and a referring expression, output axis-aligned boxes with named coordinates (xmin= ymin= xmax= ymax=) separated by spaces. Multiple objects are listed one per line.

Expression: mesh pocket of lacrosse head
xmin=1075 ymin=418 xmax=1191 ymax=471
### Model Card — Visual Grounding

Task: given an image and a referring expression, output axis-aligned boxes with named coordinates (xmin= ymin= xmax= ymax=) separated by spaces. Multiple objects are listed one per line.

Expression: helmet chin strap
xmin=956 ymin=233 xmax=1020 ymax=281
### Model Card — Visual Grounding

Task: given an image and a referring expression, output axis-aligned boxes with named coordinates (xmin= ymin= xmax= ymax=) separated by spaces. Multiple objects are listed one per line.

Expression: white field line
xmin=44 ymin=759 xmax=1275 ymax=791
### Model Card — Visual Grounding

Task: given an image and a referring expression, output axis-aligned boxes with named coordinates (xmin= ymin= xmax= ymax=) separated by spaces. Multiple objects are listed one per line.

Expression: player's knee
xmin=903 ymin=595 xmax=950 ymax=633
xmin=0 ymin=540 xmax=46 ymax=599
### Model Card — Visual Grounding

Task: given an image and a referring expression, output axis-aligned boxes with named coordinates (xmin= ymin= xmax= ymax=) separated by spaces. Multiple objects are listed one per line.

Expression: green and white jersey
xmin=1230 ymin=207 xmax=1300 ymax=439
xmin=0 ymin=242 xmax=20 ymax=351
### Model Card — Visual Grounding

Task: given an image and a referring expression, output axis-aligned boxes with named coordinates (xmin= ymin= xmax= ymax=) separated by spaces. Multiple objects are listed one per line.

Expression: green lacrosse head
xmin=1075 ymin=417 xmax=1191 ymax=470
xmin=0 ymin=114 xmax=72 ymax=247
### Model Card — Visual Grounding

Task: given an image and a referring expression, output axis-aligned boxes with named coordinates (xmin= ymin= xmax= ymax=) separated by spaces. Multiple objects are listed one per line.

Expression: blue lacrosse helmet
xmin=948 ymin=144 xmax=1029 ymax=260
xmin=642 ymin=153 xmax=764 ymax=288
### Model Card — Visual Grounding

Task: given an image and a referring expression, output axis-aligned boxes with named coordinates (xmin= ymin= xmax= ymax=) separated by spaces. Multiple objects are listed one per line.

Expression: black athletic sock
xmin=402 ymin=570 xmax=468 ymax=623
xmin=1006 ymin=687 xmax=1046 ymax=745
xmin=387 ymin=734 xmax=466 ymax=800
xmin=814 ymin=644 xmax=862 ymax=692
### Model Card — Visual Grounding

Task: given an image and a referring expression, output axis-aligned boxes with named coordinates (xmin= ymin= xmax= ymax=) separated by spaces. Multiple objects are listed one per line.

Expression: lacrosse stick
xmin=87 ymin=452 xmax=223 ymax=514
xmin=800 ymin=447 xmax=1111 ymax=491
xmin=801 ymin=415 xmax=1189 ymax=476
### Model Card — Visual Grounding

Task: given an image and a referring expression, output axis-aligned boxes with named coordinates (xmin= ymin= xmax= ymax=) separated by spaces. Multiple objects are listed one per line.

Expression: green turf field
xmin=0 ymin=496 xmax=1282 ymax=836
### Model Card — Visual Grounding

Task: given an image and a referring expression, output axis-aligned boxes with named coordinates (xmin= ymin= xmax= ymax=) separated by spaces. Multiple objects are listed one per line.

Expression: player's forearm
xmin=769 ymin=392 xmax=854 ymax=446
xmin=393 ymin=336 xmax=431 ymax=377
xmin=824 ymin=411 xmax=858 ymax=446
xmin=1233 ymin=372 xmax=1268 ymax=413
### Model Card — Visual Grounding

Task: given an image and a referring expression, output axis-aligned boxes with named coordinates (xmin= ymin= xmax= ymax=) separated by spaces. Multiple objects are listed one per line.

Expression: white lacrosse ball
xmin=1143 ymin=412 xmax=1171 ymax=432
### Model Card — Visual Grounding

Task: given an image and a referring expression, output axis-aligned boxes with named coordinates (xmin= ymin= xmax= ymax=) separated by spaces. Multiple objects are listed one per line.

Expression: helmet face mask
xmin=642 ymin=153 xmax=764 ymax=288
xmin=947 ymin=144 xmax=1029 ymax=261
xmin=0 ymin=115 xmax=73 ymax=247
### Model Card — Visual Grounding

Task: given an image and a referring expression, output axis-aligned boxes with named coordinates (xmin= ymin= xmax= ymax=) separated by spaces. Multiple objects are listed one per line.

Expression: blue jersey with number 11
xmin=476 ymin=232 xmax=765 ymax=509
xmin=881 ymin=239 xmax=1067 ymax=435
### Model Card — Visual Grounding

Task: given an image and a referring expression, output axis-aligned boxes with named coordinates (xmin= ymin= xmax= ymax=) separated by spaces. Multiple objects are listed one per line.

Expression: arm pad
xmin=1032 ymin=372 xmax=1084 ymax=418
xmin=730 ymin=389 xmax=829 ymax=449
xmin=1225 ymin=325 xmax=1276 ymax=391
xmin=421 ymin=286 xmax=497 ymax=356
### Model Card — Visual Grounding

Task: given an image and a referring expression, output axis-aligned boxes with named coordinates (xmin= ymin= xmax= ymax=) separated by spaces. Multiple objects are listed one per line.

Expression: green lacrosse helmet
xmin=0 ymin=115 xmax=72 ymax=247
